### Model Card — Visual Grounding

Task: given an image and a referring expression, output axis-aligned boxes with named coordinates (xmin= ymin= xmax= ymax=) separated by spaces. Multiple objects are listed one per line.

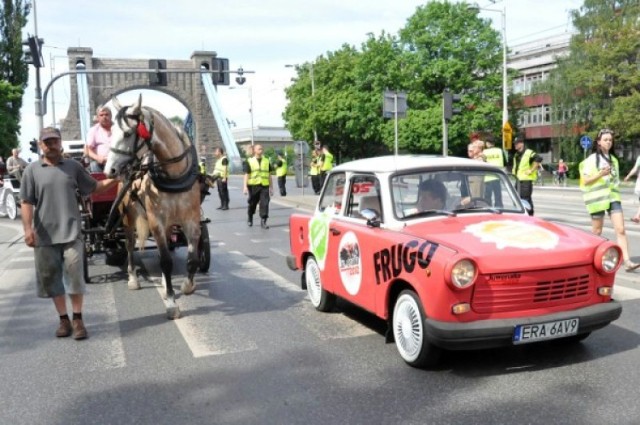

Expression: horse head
xmin=105 ymin=94 xmax=154 ymax=178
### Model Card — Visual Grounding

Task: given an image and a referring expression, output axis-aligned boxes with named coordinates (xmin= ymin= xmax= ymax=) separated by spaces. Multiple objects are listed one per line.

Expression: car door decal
xmin=338 ymin=231 xmax=362 ymax=295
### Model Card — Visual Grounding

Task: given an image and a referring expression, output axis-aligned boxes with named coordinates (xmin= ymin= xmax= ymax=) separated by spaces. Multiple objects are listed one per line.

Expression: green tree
xmin=0 ymin=0 xmax=30 ymax=155
xmin=283 ymin=1 xmax=505 ymax=160
xmin=545 ymin=0 xmax=640 ymax=160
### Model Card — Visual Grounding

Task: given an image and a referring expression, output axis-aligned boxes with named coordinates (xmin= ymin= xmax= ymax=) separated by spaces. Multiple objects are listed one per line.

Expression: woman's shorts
xmin=34 ymin=238 xmax=85 ymax=298
xmin=590 ymin=201 xmax=623 ymax=219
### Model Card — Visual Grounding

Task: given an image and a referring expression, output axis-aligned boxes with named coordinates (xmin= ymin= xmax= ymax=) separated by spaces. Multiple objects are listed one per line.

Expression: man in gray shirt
xmin=6 ymin=148 xmax=28 ymax=181
xmin=20 ymin=127 xmax=118 ymax=340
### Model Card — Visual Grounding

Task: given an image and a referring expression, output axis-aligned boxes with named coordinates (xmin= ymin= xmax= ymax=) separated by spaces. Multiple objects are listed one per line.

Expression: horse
xmin=104 ymin=94 xmax=202 ymax=319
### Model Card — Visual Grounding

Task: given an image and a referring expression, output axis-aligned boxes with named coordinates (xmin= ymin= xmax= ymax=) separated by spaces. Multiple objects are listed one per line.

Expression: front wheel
xmin=5 ymin=193 xmax=17 ymax=220
xmin=198 ymin=223 xmax=211 ymax=272
xmin=392 ymin=290 xmax=441 ymax=368
xmin=305 ymin=257 xmax=336 ymax=312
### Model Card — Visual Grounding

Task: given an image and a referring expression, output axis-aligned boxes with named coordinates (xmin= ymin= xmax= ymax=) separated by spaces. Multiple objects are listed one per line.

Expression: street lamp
xmin=229 ymin=86 xmax=255 ymax=145
xmin=469 ymin=3 xmax=508 ymax=150
xmin=285 ymin=62 xmax=317 ymax=142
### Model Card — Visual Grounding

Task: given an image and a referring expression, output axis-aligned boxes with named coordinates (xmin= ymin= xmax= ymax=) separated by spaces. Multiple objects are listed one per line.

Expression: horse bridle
xmin=111 ymin=106 xmax=191 ymax=169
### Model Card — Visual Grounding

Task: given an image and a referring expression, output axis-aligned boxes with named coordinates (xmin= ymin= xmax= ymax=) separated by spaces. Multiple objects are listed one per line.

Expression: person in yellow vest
xmin=580 ymin=129 xmax=639 ymax=272
xmin=275 ymin=151 xmax=288 ymax=197
xmin=243 ymin=144 xmax=274 ymax=229
xmin=483 ymin=136 xmax=507 ymax=207
xmin=512 ymin=138 xmax=543 ymax=216
xmin=309 ymin=148 xmax=322 ymax=195
xmin=319 ymin=144 xmax=334 ymax=188
xmin=211 ymin=147 xmax=230 ymax=210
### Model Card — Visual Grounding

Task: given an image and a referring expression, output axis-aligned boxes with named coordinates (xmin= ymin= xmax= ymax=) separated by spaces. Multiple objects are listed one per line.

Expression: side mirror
xmin=360 ymin=208 xmax=381 ymax=228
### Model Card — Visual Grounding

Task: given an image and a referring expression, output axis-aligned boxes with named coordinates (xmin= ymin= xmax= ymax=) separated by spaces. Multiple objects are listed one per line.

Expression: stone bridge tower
xmin=61 ymin=47 xmax=224 ymax=161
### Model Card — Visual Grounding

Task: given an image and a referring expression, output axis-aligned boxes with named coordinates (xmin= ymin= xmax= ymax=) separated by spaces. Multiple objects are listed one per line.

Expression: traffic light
xmin=22 ymin=35 xmax=44 ymax=68
xmin=235 ymin=67 xmax=246 ymax=85
xmin=148 ymin=59 xmax=167 ymax=86
xmin=443 ymin=89 xmax=462 ymax=121
xmin=212 ymin=57 xmax=230 ymax=85
xmin=29 ymin=138 xmax=38 ymax=154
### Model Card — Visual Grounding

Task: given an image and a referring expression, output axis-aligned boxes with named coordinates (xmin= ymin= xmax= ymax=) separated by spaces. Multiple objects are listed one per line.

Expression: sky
xmin=18 ymin=0 xmax=583 ymax=154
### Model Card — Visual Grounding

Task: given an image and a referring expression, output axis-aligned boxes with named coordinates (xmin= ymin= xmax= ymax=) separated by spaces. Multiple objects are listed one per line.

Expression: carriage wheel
xmin=83 ymin=249 xmax=90 ymax=283
xmin=0 ymin=191 xmax=6 ymax=217
xmin=5 ymin=193 xmax=17 ymax=220
xmin=198 ymin=223 xmax=211 ymax=272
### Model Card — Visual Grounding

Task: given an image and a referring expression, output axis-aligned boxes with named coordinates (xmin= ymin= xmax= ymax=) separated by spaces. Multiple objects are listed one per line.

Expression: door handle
xmin=329 ymin=227 xmax=341 ymax=236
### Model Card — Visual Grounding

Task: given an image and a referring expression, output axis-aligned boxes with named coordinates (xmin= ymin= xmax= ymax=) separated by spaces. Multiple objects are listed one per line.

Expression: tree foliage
xmin=0 ymin=0 xmax=30 ymax=156
xmin=283 ymin=1 xmax=505 ymax=161
xmin=545 ymin=0 xmax=640 ymax=161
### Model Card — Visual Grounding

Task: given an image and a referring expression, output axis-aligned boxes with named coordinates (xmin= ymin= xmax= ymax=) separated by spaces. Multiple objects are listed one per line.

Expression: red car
xmin=287 ymin=155 xmax=622 ymax=368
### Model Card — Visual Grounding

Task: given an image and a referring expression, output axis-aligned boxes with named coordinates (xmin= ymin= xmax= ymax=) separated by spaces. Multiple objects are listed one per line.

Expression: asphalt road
xmin=1 ymin=176 xmax=640 ymax=425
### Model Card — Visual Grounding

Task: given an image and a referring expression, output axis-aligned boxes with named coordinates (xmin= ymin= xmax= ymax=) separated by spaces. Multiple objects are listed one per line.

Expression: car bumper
xmin=424 ymin=301 xmax=622 ymax=350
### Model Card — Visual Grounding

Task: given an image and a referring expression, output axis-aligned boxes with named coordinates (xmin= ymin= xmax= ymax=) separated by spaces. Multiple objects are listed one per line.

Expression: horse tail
xmin=135 ymin=215 xmax=149 ymax=251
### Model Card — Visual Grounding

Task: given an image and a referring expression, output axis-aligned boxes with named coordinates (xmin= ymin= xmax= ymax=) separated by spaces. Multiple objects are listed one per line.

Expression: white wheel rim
xmin=305 ymin=259 xmax=322 ymax=307
xmin=393 ymin=294 xmax=424 ymax=362
xmin=6 ymin=194 xmax=16 ymax=219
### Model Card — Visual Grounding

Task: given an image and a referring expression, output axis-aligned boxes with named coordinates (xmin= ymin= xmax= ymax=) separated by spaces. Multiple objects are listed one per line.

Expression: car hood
xmin=400 ymin=214 xmax=600 ymax=273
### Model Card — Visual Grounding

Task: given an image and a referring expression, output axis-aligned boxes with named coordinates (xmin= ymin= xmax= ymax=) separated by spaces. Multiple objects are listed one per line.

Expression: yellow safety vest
xmin=248 ymin=157 xmax=270 ymax=186
xmin=579 ymin=154 xmax=620 ymax=214
xmin=321 ymin=152 xmax=334 ymax=172
xmin=309 ymin=157 xmax=320 ymax=176
xmin=484 ymin=147 xmax=505 ymax=182
xmin=213 ymin=155 xmax=229 ymax=179
xmin=276 ymin=158 xmax=287 ymax=177
xmin=513 ymin=149 xmax=538 ymax=181
xmin=199 ymin=162 xmax=206 ymax=175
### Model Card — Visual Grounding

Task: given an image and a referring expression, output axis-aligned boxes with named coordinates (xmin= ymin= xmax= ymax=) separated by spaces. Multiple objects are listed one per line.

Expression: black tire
xmin=105 ymin=248 xmax=127 ymax=266
xmin=304 ymin=257 xmax=336 ymax=312
xmin=198 ymin=223 xmax=211 ymax=272
xmin=392 ymin=290 xmax=441 ymax=368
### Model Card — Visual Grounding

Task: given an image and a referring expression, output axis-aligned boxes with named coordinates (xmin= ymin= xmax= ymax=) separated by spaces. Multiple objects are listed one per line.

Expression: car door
xmin=322 ymin=174 xmax=382 ymax=314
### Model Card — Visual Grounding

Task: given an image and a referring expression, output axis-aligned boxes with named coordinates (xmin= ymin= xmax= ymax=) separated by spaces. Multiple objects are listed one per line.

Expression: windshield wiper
xmin=452 ymin=205 xmax=502 ymax=214
xmin=404 ymin=209 xmax=456 ymax=219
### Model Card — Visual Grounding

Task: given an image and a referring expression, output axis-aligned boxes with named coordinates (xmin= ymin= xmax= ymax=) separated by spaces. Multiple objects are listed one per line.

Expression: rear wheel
xmin=392 ymin=290 xmax=441 ymax=368
xmin=304 ymin=257 xmax=335 ymax=312
xmin=198 ymin=223 xmax=211 ymax=272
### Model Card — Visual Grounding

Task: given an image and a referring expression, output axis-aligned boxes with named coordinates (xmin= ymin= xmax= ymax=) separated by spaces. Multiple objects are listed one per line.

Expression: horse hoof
xmin=166 ymin=306 xmax=181 ymax=320
xmin=128 ymin=280 xmax=141 ymax=290
xmin=182 ymin=281 xmax=196 ymax=295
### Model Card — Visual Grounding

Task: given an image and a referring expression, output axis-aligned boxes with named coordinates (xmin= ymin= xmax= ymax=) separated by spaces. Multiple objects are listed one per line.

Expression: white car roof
xmin=331 ymin=155 xmax=498 ymax=174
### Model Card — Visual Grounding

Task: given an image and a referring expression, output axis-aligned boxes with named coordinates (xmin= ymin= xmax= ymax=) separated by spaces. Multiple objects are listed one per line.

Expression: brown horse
xmin=105 ymin=95 xmax=202 ymax=319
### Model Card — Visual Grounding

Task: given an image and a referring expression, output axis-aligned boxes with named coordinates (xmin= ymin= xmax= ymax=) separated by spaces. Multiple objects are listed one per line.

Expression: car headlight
xmin=450 ymin=259 xmax=477 ymax=289
xmin=594 ymin=243 xmax=621 ymax=274
xmin=601 ymin=246 xmax=620 ymax=273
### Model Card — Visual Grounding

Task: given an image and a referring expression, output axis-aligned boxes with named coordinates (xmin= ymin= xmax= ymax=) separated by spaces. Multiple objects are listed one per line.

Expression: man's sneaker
xmin=56 ymin=318 xmax=72 ymax=338
xmin=72 ymin=319 xmax=88 ymax=340
xmin=248 ymin=216 xmax=253 ymax=227
xmin=624 ymin=260 xmax=640 ymax=272
xmin=261 ymin=219 xmax=269 ymax=229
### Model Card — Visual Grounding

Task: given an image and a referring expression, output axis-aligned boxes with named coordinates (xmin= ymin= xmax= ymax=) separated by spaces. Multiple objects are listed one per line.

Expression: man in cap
xmin=20 ymin=127 xmax=119 ymax=340
xmin=512 ymin=138 xmax=543 ymax=215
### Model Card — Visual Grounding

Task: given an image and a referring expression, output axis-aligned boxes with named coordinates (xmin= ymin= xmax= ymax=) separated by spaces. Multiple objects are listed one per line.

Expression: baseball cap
xmin=40 ymin=127 xmax=61 ymax=141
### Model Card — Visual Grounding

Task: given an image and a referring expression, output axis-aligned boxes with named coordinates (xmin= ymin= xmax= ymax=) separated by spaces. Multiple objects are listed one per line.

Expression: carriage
xmin=0 ymin=175 xmax=21 ymax=220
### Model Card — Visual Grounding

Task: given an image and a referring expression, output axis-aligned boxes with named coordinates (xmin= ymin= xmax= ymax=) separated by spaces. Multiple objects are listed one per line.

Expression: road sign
xmin=580 ymin=135 xmax=592 ymax=150
xmin=502 ymin=121 xmax=513 ymax=149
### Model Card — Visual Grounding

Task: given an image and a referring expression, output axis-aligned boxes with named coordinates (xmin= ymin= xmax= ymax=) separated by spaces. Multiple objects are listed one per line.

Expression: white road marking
xmin=269 ymin=247 xmax=289 ymax=257
xmin=613 ymin=284 xmax=640 ymax=301
xmin=84 ymin=283 xmax=127 ymax=370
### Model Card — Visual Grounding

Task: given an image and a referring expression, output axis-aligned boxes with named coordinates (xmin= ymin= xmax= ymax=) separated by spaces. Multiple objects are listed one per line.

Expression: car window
xmin=392 ymin=170 xmax=522 ymax=219
xmin=345 ymin=175 xmax=382 ymax=220
xmin=318 ymin=172 xmax=346 ymax=213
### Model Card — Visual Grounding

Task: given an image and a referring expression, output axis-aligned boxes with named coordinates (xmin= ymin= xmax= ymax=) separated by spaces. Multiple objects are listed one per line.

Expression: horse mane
xmin=141 ymin=106 xmax=192 ymax=148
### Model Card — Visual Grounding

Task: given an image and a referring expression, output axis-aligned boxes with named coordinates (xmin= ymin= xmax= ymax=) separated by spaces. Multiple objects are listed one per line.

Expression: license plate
xmin=513 ymin=318 xmax=579 ymax=345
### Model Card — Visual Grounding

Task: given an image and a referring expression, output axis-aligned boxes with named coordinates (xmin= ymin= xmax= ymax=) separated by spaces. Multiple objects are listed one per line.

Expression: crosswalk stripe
xmin=84 ymin=283 xmax=127 ymax=369
xmin=613 ymin=284 xmax=640 ymax=301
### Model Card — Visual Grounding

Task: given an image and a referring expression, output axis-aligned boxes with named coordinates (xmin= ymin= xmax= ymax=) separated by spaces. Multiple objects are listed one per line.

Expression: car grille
xmin=472 ymin=272 xmax=592 ymax=314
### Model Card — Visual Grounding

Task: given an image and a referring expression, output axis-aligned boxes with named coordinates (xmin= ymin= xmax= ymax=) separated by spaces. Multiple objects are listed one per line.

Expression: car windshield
xmin=392 ymin=169 xmax=523 ymax=219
